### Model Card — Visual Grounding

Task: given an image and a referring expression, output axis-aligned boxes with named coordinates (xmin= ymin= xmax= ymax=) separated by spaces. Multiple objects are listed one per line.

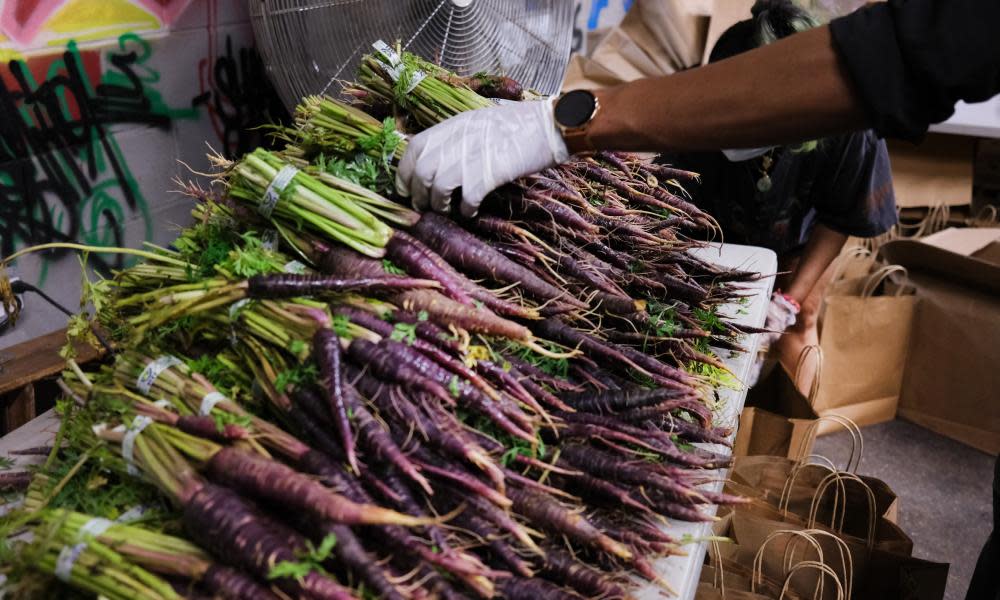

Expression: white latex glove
xmin=747 ymin=292 xmax=801 ymax=387
xmin=395 ymin=98 xmax=570 ymax=217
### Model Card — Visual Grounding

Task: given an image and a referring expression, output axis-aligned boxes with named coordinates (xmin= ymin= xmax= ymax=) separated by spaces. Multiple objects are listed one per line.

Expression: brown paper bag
xmin=730 ymin=417 xmax=901 ymax=530
xmin=713 ymin=519 xmax=852 ymax=600
xmin=822 ymin=246 xmax=878 ymax=301
xmin=701 ymin=518 xmax=818 ymax=600
xmin=738 ymin=347 xmax=822 ymax=459
xmin=729 ymin=511 xmax=948 ymax=600
xmin=881 ymin=232 xmax=1000 ymax=453
xmin=813 ymin=267 xmax=918 ymax=428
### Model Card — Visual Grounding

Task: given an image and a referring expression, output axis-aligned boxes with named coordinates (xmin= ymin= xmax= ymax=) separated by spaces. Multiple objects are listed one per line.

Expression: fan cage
xmin=249 ymin=0 xmax=575 ymax=111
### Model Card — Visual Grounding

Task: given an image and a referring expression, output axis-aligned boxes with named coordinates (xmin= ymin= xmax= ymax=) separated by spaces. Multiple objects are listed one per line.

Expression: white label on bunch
xmin=122 ymin=416 xmax=153 ymax=476
xmin=55 ymin=543 xmax=87 ymax=582
xmin=136 ymin=356 xmax=182 ymax=395
xmin=116 ymin=504 xmax=152 ymax=523
xmin=372 ymin=40 xmax=425 ymax=93
xmin=229 ymin=298 xmax=251 ymax=320
xmin=152 ymin=399 xmax=171 ymax=409
xmin=77 ymin=517 xmax=114 ymax=541
xmin=261 ymin=229 xmax=280 ymax=250
xmin=200 ymin=391 xmax=227 ymax=416
xmin=283 ymin=260 xmax=306 ymax=274
xmin=260 ymin=165 xmax=299 ymax=218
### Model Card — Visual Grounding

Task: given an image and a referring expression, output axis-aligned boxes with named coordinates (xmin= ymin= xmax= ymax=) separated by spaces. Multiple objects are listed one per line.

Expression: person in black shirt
xmin=667 ymin=0 xmax=897 ymax=385
xmin=397 ymin=0 xmax=1000 ymax=215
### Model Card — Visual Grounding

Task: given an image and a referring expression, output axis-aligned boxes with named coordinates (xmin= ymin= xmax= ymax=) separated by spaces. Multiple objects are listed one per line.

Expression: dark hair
xmin=709 ymin=0 xmax=821 ymax=152
xmin=709 ymin=0 xmax=820 ymax=63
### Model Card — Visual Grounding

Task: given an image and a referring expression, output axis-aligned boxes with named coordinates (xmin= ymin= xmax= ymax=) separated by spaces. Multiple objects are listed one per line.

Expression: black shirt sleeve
xmin=829 ymin=0 xmax=1000 ymax=141
xmin=810 ymin=131 xmax=897 ymax=239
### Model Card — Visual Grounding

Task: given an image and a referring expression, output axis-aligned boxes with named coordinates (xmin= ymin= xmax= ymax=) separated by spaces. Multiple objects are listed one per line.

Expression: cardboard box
xmin=879 ymin=228 xmax=1000 ymax=454
xmin=887 ymin=134 xmax=976 ymax=208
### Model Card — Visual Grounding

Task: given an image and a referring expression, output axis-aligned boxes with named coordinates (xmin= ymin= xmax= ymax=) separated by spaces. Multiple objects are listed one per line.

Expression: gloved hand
xmin=747 ymin=291 xmax=801 ymax=387
xmin=395 ymin=98 xmax=570 ymax=217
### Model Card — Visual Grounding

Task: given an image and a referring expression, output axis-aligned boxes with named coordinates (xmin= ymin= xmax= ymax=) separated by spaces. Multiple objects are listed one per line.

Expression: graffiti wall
xmin=0 ymin=0 xmax=285 ymax=348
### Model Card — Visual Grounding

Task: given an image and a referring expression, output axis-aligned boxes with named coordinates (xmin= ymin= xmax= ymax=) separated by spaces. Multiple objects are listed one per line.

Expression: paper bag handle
xmin=751 ymin=530 xmax=825 ymax=595
xmin=827 ymin=245 xmax=873 ymax=285
xmin=780 ymin=561 xmax=846 ymax=600
xmin=779 ymin=460 xmax=838 ymax=518
xmin=968 ymin=205 xmax=999 ymax=227
xmin=795 ymin=415 xmax=865 ymax=473
xmin=861 ymin=264 xmax=911 ymax=298
xmin=898 ymin=201 xmax=950 ymax=239
xmin=708 ymin=539 xmax=728 ymax=597
xmin=787 ymin=529 xmax=854 ymax=600
xmin=792 ymin=345 xmax=824 ymax=407
xmin=808 ymin=471 xmax=878 ymax=550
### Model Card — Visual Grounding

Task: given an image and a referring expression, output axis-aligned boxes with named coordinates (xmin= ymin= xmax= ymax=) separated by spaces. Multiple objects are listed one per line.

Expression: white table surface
xmin=0 ymin=244 xmax=777 ymax=599
xmin=633 ymin=242 xmax=776 ymax=600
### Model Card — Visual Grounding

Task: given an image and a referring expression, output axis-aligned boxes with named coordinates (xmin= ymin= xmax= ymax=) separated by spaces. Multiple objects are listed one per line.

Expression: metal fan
xmin=249 ymin=0 xmax=575 ymax=111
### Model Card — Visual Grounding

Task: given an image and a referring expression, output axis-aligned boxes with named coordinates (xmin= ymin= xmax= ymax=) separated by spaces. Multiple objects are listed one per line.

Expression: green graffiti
xmin=1 ymin=33 xmax=199 ymax=286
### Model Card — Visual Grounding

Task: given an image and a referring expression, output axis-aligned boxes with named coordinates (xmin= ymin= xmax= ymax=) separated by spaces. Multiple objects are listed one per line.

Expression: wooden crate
xmin=0 ymin=329 xmax=102 ymax=435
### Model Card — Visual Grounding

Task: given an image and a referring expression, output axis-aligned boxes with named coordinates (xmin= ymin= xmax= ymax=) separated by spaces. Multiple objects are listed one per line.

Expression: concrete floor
xmin=813 ymin=420 xmax=995 ymax=600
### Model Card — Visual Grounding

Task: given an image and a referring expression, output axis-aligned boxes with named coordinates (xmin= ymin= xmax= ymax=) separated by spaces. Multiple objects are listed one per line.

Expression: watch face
xmin=555 ymin=90 xmax=596 ymax=128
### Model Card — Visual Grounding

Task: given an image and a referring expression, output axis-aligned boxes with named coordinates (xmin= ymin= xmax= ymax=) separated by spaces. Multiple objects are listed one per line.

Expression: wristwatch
xmin=553 ymin=89 xmax=600 ymax=154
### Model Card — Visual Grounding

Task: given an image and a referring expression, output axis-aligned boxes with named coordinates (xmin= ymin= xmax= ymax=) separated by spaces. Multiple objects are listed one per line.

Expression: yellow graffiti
xmin=45 ymin=0 xmax=160 ymax=46
xmin=0 ymin=33 xmax=24 ymax=62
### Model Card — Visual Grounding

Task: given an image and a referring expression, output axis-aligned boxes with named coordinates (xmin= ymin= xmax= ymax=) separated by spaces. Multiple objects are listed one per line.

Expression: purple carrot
xmin=561 ymin=387 xmax=693 ymax=415
xmin=299 ymin=451 xmax=489 ymax=583
xmin=502 ymin=353 xmax=581 ymax=392
xmin=335 ymin=306 xmax=499 ymax=401
xmin=533 ymin=317 xmax=687 ymax=390
xmin=201 ymin=564 xmax=279 ymax=600
xmin=413 ymin=456 xmax=511 ymax=509
xmin=509 ymin=192 xmax=600 ymax=235
xmin=640 ymin=495 xmax=716 ymax=522
xmin=507 ymin=485 xmax=632 ymax=560
xmin=317 ymin=244 xmax=387 ymax=278
xmin=636 ymin=161 xmax=700 ymax=182
xmin=246 ymin=273 xmax=438 ymax=298
xmin=392 ymin=309 xmax=463 ymax=354
xmin=437 ymin=496 xmax=535 ymax=577
xmin=176 ymin=415 xmax=249 ymax=442
xmin=552 ymin=470 xmax=656 ymax=516
xmin=499 ymin=577 xmax=584 ymax=600
xmin=395 ymin=289 xmax=533 ymax=340
xmin=353 ymin=402 xmax=431 ymax=494
xmin=391 ymin=232 xmax=541 ymax=320
xmin=346 ymin=338 xmax=458 ymax=408
xmin=473 ymin=359 xmax=550 ymax=417
xmin=314 ymin=328 xmax=357 ymax=471
xmin=182 ymin=483 xmax=355 ymax=600
xmin=0 ymin=471 xmax=32 ymax=493
xmin=410 ymin=213 xmax=586 ymax=309
xmin=386 ymin=231 xmax=476 ymax=304
xmin=373 ymin=338 xmax=535 ymax=442
xmin=440 ymin=481 xmax=542 ymax=555
xmin=539 ymin=544 xmax=627 ymax=599
xmin=559 ymin=444 xmax=706 ymax=505
xmin=203 ymin=447 xmax=429 ymax=526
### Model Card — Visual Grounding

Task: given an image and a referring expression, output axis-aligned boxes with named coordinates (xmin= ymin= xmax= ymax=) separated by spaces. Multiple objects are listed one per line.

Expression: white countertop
xmin=633 ymin=242 xmax=776 ymax=600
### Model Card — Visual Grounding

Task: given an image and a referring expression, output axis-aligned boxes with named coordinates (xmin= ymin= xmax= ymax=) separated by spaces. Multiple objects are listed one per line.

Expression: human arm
xmin=398 ymin=0 xmax=1000 ymax=214
xmin=783 ymin=224 xmax=847 ymax=307
xmin=585 ymin=26 xmax=865 ymax=153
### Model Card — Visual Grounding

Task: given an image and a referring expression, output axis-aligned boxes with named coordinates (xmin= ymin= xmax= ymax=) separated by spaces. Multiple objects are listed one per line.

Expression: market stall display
xmin=0 ymin=46 xmax=774 ymax=599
